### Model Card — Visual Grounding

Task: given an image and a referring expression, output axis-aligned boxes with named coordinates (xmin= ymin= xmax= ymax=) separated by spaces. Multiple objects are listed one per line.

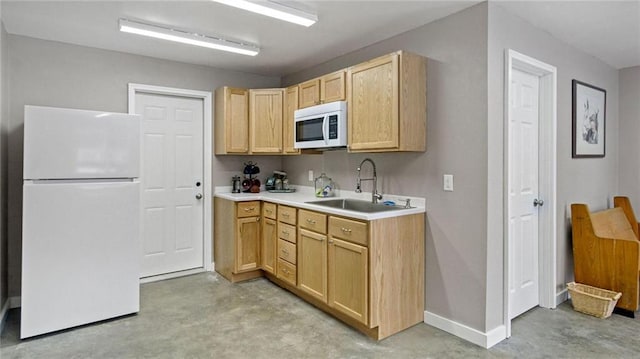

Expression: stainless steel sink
xmin=306 ymin=198 xmax=408 ymax=213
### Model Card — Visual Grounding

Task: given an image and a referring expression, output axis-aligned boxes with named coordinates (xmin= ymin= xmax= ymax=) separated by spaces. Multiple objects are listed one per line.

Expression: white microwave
xmin=294 ymin=101 xmax=347 ymax=149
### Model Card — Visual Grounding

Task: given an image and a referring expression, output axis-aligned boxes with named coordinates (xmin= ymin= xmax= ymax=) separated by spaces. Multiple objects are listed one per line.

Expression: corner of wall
xmin=0 ymin=8 xmax=9 ymax=321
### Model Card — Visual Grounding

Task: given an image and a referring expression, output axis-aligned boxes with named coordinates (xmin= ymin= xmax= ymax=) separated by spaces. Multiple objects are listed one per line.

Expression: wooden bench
xmin=571 ymin=203 xmax=639 ymax=313
xmin=614 ymin=196 xmax=640 ymax=240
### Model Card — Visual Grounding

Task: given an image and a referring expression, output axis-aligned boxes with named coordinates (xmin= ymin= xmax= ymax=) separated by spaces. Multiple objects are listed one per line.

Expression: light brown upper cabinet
xmin=298 ymin=70 xmax=347 ymax=109
xmin=215 ymin=87 xmax=285 ymax=155
xmin=214 ymin=87 xmax=249 ymax=154
xmin=299 ymin=79 xmax=320 ymax=109
xmin=347 ymin=51 xmax=426 ymax=152
xmin=249 ymin=89 xmax=284 ymax=154
xmin=320 ymin=70 xmax=346 ymax=103
xmin=283 ymin=86 xmax=300 ymax=155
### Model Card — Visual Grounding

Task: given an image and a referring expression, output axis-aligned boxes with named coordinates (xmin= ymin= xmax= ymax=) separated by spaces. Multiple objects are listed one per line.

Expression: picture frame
xmin=572 ymin=79 xmax=606 ymax=158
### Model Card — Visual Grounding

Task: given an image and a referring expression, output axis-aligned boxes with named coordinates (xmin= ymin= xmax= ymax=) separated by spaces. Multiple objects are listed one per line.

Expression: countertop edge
xmin=214 ymin=191 xmax=426 ymax=221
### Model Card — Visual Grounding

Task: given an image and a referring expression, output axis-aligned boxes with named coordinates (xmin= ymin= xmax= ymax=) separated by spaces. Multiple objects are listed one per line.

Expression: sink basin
xmin=306 ymin=198 xmax=408 ymax=213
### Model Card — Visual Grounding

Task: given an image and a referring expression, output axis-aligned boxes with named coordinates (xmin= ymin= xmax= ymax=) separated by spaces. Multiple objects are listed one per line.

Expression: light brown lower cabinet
xmin=236 ymin=217 xmax=261 ymax=272
xmin=276 ymin=205 xmax=298 ymax=285
xmin=293 ymin=211 xmax=424 ymax=339
xmin=214 ymin=198 xmax=263 ymax=283
xmin=298 ymin=228 xmax=328 ymax=303
xmin=261 ymin=217 xmax=277 ymax=274
xmin=214 ymin=197 xmax=424 ymax=340
xmin=261 ymin=202 xmax=277 ymax=274
xmin=328 ymin=237 xmax=368 ymax=325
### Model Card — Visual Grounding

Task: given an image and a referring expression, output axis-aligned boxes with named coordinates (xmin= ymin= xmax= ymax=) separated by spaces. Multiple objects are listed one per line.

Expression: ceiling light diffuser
xmin=118 ymin=19 xmax=260 ymax=56
xmin=212 ymin=0 xmax=317 ymax=27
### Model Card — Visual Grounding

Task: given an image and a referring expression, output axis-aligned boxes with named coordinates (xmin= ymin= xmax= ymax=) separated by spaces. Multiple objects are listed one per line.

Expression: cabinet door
xmin=261 ymin=217 xmax=277 ymax=274
xmin=236 ymin=217 xmax=260 ymax=273
xmin=348 ymin=53 xmax=399 ymax=151
xmin=283 ymin=86 xmax=300 ymax=154
xmin=250 ymin=89 xmax=283 ymax=153
xmin=328 ymin=238 xmax=368 ymax=324
xmin=299 ymin=79 xmax=320 ymax=108
xmin=321 ymin=71 xmax=346 ymax=103
xmin=215 ymin=87 xmax=249 ymax=154
xmin=298 ymin=228 xmax=327 ymax=303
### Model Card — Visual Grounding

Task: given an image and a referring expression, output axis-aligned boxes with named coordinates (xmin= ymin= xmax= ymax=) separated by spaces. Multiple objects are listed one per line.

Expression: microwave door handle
xmin=322 ymin=115 xmax=329 ymax=145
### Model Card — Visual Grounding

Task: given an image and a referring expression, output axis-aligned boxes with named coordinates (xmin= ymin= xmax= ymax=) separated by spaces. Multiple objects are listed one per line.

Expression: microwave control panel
xmin=328 ymin=115 xmax=338 ymax=139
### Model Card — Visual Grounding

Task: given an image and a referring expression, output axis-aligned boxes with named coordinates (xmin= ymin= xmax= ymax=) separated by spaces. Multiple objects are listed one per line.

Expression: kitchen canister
xmin=314 ymin=173 xmax=335 ymax=198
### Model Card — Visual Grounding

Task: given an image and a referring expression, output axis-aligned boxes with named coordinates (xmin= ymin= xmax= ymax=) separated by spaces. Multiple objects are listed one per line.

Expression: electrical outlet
xmin=308 ymin=170 xmax=314 ymax=182
xmin=443 ymin=174 xmax=454 ymax=192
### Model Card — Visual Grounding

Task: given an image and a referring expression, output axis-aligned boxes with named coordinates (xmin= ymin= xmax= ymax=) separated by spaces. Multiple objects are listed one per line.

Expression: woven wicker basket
xmin=567 ymin=282 xmax=622 ymax=318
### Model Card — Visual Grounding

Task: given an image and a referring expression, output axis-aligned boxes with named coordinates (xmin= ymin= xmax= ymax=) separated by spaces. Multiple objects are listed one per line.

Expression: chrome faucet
xmin=356 ymin=158 xmax=383 ymax=203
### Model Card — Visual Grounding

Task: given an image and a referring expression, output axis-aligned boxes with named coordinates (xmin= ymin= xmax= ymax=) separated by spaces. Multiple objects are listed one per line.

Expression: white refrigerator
xmin=21 ymin=105 xmax=141 ymax=339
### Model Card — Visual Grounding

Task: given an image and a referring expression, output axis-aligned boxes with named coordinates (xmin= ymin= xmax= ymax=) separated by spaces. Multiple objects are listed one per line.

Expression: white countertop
xmin=214 ymin=185 xmax=426 ymax=221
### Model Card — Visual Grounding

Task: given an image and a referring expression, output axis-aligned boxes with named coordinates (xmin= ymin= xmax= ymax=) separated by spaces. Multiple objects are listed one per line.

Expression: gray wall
xmin=283 ymin=3 xmax=490 ymax=331
xmin=0 ymin=15 xmax=8 ymax=311
xmin=618 ymin=66 xmax=640 ymax=211
xmin=6 ymin=35 xmax=282 ymax=297
xmin=486 ymin=3 xmax=621 ymax=329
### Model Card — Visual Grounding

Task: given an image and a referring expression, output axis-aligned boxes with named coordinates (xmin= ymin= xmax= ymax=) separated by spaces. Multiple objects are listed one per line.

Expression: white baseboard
xmin=556 ymin=288 xmax=569 ymax=306
xmin=0 ymin=298 xmax=10 ymax=333
xmin=424 ymin=311 xmax=506 ymax=348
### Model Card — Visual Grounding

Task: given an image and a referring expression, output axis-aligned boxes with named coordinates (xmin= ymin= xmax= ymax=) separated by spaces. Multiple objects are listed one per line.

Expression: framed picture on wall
xmin=572 ymin=79 xmax=606 ymax=158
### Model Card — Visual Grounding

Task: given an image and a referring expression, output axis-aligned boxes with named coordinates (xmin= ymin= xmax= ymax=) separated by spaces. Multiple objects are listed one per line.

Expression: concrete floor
xmin=1 ymin=272 xmax=639 ymax=358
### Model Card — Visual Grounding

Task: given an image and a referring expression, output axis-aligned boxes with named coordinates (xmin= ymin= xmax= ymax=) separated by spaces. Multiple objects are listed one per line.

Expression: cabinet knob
xmin=306 ymin=219 xmax=317 ymax=224
xmin=340 ymin=227 xmax=352 ymax=233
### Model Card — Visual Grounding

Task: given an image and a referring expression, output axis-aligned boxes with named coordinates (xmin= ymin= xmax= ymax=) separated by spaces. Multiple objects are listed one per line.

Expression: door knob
xmin=533 ymin=198 xmax=544 ymax=207
xmin=195 ymin=193 xmax=203 ymax=200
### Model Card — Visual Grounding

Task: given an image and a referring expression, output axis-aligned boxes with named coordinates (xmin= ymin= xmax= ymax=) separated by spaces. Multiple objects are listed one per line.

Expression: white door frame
xmin=128 ymin=83 xmax=213 ymax=278
xmin=504 ymin=50 xmax=557 ymax=337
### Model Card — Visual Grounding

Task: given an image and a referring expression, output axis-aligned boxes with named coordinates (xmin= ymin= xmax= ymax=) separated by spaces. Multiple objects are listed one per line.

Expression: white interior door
xmin=135 ymin=92 xmax=204 ymax=278
xmin=509 ymin=68 xmax=540 ymax=319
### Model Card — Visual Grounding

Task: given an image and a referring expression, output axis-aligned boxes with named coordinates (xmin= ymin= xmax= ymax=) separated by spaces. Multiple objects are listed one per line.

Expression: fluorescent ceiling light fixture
xmin=118 ymin=19 xmax=260 ymax=56
xmin=212 ymin=0 xmax=317 ymax=27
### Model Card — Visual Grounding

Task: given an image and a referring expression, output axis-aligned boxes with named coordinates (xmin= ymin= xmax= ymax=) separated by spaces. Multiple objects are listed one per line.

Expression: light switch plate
xmin=308 ymin=170 xmax=314 ymax=182
xmin=443 ymin=174 xmax=454 ymax=192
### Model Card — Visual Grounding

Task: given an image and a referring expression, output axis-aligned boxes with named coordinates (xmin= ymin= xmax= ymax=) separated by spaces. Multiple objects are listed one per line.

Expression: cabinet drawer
xmin=263 ymin=202 xmax=277 ymax=220
xmin=278 ymin=239 xmax=297 ymax=264
xmin=299 ymin=210 xmax=327 ymax=234
xmin=278 ymin=205 xmax=297 ymax=225
xmin=278 ymin=222 xmax=297 ymax=244
xmin=277 ymin=259 xmax=297 ymax=286
xmin=237 ymin=201 xmax=261 ymax=218
xmin=329 ymin=217 xmax=368 ymax=246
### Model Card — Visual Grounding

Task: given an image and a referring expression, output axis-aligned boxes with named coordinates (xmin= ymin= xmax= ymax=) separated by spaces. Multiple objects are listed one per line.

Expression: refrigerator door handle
xmin=28 ymin=178 xmax=137 ymax=184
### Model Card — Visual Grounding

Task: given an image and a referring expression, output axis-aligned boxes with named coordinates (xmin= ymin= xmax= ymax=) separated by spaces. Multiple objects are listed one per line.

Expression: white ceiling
xmin=0 ymin=0 xmax=480 ymax=76
xmin=497 ymin=1 xmax=640 ymax=70
xmin=1 ymin=1 xmax=639 ymax=77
